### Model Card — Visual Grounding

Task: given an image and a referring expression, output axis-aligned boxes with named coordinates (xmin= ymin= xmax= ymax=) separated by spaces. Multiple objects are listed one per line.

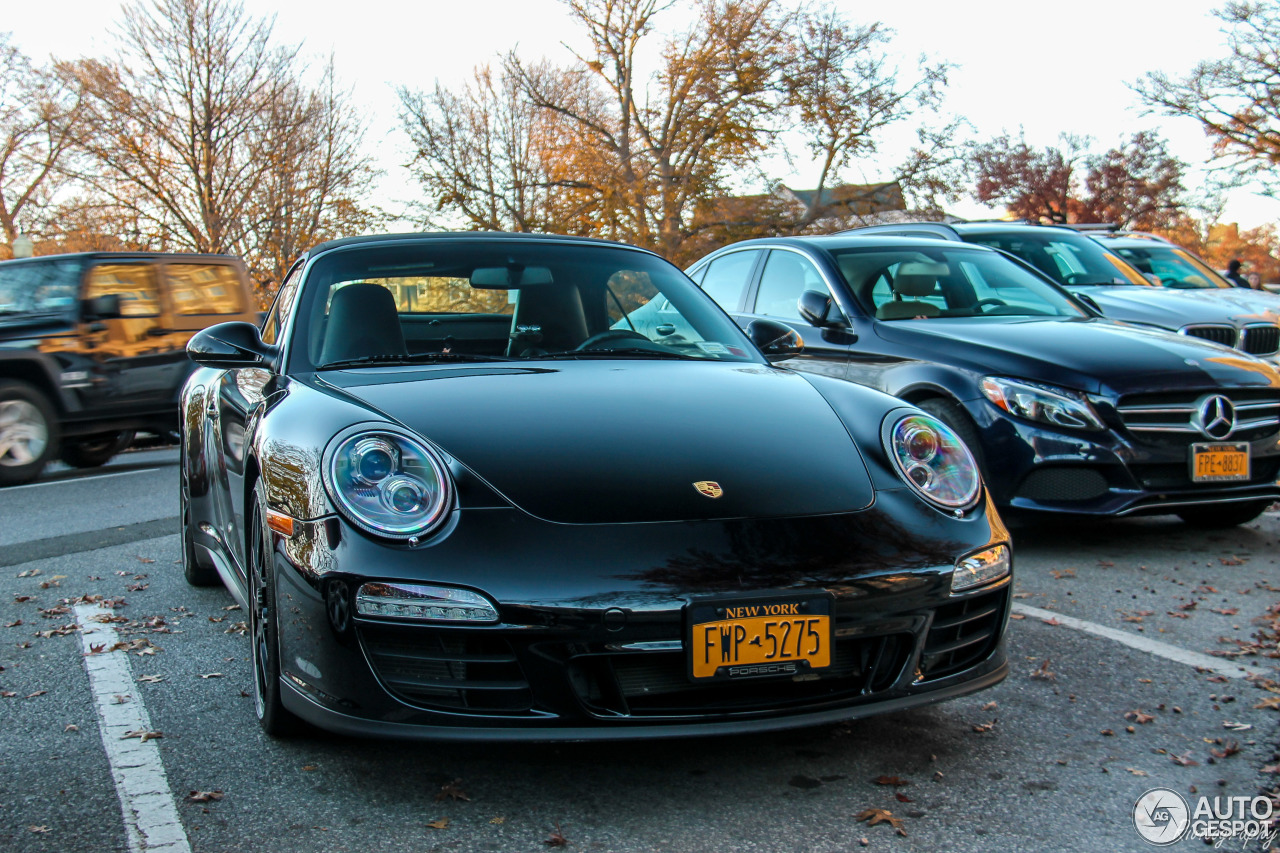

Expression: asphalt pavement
xmin=1 ymin=451 xmax=1277 ymax=852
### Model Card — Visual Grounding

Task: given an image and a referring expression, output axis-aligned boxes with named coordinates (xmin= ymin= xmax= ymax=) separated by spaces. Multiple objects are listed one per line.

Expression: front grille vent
xmin=1182 ymin=325 xmax=1236 ymax=347
xmin=1115 ymin=390 xmax=1280 ymax=443
xmin=358 ymin=622 xmax=534 ymax=714
xmin=1242 ymin=325 xmax=1280 ymax=356
xmin=920 ymin=588 xmax=1008 ymax=681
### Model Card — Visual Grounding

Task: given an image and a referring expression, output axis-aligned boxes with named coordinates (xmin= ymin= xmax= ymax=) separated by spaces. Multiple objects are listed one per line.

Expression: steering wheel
xmin=574 ymin=329 xmax=650 ymax=351
xmin=972 ymin=298 xmax=1008 ymax=313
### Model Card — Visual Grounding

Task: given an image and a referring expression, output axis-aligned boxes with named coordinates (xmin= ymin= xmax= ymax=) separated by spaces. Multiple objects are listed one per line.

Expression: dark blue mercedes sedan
xmin=688 ymin=235 xmax=1280 ymax=526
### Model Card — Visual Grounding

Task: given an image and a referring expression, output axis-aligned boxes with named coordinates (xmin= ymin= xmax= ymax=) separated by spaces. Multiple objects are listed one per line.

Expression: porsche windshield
xmin=295 ymin=240 xmax=759 ymax=368
xmin=832 ymin=246 xmax=1087 ymax=320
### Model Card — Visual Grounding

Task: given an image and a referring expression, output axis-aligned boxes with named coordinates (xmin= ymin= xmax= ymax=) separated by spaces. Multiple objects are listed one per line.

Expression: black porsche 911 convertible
xmin=180 ymin=232 xmax=1012 ymax=740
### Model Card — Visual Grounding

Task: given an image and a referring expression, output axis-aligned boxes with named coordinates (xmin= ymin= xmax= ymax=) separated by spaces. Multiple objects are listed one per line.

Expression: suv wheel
xmin=61 ymin=431 xmax=135 ymax=469
xmin=0 ymin=380 xmax=59 ymax=487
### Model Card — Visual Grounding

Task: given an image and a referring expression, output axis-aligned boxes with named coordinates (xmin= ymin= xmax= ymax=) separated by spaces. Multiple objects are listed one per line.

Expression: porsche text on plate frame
xmin=180 ymin=232 xmax=1011 ymax=741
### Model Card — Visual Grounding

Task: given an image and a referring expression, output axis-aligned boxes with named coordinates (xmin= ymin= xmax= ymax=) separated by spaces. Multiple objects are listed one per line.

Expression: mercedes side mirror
xmin=187 ymin=321 xmax=278 ymax=369
xmin=797 ymin=290 xmax=844 ymax=327
xmin=745 ymin=318 xmax=803 ymax=363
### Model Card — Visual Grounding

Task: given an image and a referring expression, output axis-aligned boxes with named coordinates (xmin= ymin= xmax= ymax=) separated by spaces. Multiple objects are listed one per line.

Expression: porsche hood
xmin=319 ymin=361 xmax=878 ymax=524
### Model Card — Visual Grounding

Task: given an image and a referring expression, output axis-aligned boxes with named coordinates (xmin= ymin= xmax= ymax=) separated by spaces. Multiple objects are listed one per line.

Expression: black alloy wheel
xmin=180 ymin=442 xmax=219 ymax=587
xmin=249 ymin=485 xmax=299 ymax=736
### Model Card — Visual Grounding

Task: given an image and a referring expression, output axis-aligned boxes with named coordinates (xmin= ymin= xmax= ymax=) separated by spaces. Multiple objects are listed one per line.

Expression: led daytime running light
xmin=952 ymin=544 xmax=1011 ymax=592
xmin=355 ymin=582 xmax=498 ymax=623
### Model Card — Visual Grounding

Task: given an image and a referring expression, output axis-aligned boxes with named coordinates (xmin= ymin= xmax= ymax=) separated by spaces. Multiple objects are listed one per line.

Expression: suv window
xmin=168 ymin=264 xmax=246 ymax=314
xmin=84 ymin=263 xmax=161 ymax=317
xmin=752 ymin=251 xmax=832 ymax=322
xmin=0 ymin=258 xmax=82 ymax=314
xmin=699 ymin=250 xmax=760 ymax=311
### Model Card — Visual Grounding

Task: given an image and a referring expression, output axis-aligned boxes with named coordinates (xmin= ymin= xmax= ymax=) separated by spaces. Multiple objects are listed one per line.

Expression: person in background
xmin=1225 ymin=259 xmax=1252 ymax=288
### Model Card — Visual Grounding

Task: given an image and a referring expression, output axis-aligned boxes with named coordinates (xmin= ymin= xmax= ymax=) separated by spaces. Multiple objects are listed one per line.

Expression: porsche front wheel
xmin=249 ymin=485 xmax=300 ymax=736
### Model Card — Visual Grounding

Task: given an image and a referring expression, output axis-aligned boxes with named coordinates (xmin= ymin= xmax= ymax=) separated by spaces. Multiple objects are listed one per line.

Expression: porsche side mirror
xmin=797 ymin=290 xmax=844 ymax=327
xmin=187 ymin=321 xmax=278 ymax=369
xmin=746 ymin=318 xmax=803 ymax=363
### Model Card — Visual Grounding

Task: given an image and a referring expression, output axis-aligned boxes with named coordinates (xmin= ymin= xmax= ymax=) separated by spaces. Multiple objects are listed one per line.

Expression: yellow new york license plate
xmin=687 ymin=595 xmax=832 ymax=680
xmin=1190 ymin=443 xmax=1250 ymax=482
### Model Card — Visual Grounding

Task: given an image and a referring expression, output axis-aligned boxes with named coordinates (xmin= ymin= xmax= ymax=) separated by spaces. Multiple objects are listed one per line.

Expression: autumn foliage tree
xmin=968 ymin=131 xmax=1186 ymax=229
xmin=1136 ymin=0 xmax=1280 ymax=197
xmin=400 ymin=0 xmax=961 ymax=264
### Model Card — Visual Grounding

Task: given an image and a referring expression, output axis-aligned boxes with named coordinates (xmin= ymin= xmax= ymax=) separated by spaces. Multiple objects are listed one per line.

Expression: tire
xmin=248 ymin=485 xmax=300 ymax=736
xmin=180 ymin=442 xmax=220 ymax=587
xmin=1176 ymin=500 xmax=1273 ymax=529
xmin=60 ymin=430 xmax=135 ymax=469
xmin=0 ymin=379 xmax=60 ymax=487
xmin=917 ymin=396 xmax=986 ymax=472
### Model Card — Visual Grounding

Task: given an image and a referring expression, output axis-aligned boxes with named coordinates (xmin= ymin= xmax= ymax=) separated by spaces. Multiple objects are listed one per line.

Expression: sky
xmin=6 ymin=0 xmax=1274 ymax=228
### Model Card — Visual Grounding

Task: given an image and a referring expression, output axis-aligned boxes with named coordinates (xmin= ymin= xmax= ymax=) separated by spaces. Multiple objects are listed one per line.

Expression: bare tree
xmin=1135 ymin=0 xmax=1280 ymax=196
xmin=969 ymin=132 xmax=1085 ymax=224
xmin=58 ymin=0 xmax=377 ymax=281
xmin=783 ymin=10 xmax=953 ymax=227
xmin=0 ymin=34 xmax=84 ymax=245
xmin=507 ymin=0 xmax=792 ymax=261
xmin=399 ymin=63 xmax=575 ymax=233
xmin=254 ymin=60 xmax=381 ymax=284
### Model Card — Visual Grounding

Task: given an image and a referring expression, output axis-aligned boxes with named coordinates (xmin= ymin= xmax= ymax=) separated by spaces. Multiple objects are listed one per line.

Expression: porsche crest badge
xmin=693 ymin=481 xmax=724 ymax=498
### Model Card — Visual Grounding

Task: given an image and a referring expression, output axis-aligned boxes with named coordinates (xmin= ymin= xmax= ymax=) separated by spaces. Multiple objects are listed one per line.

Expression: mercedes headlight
xmin=980 ymin=377 xmax=1103 ymax=431
xmin=323 ymin=427 xmax=453 ymax=540
xmin=883 ymin=413 xmax=981 ymax=510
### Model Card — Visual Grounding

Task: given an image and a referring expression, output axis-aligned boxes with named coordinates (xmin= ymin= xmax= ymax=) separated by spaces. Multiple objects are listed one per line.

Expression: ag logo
xmin=693 ymin=481 xmax=724 ymax=498
xmin=1133 ymin=787 xmax=1189 ymax=845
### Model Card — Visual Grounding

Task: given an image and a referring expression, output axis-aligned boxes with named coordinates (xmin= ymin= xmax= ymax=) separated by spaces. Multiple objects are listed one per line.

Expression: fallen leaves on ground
xmin=1126 ymin=768 xmax=1148 ymax=776
xmin=224 ymin=621 xmax=248 ymax=635
xmin=872 ymin=775 xmax=909 ymax=787
xmin=64 ymin=724 xmax=78 ymax=733
xmin=137 ymin=675 xmax=164 ymax=684
xmin=1124 ymin=710 xmax=1155 ymax=724
xmin=121 ymin=729 xmax=162 ymax=743
xmin=186 ymin=790 xmax=223 ymax=803
xmin=1030 ymin=659 xmax=1056 ymax=681
xmin=28 ymin=825 xmax=49 ymax=833
xmin=857 ymin=808 xmax=907 ymax=836
xmin=199 ymin=673 xmax=223 ymax=679
xmin=26 ymin=690 xmax=46 ymax=698
xmin=545 ymin=822 xmax=569 ymax=847
xmin=425 ymin=818 xmax=450 ymax=830
xmin=1170 ymin=751 xmax=1199 ymax=767
xmin=1041 ymin=617 xmax=1061 ymax=626
xmin=436 ymin=778 xmax=471 ymax=802
xmin=971 ymin=720 xmax=996 ymax=733
xmin=1209 ymin=740 xmax=1240 ymax=759
xmin=1050 ymin=569 xmax=1076 ymax=580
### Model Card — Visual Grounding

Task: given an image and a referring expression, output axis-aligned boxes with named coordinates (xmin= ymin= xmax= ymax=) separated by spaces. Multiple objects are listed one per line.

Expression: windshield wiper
xmin=539 ymin=347 xmax=699 ymax=360
xmin=318 ymin=352 xmax=511 ymax=370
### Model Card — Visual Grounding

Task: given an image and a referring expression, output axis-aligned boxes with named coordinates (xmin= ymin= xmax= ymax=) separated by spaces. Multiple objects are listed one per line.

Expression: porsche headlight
xmin=884 ymin=413 xmax=981 ymax=510
xmin=980 ymin=377 xmax=1103 ymax=431
xmin=323 ymin=428 xmax=453 ymax=540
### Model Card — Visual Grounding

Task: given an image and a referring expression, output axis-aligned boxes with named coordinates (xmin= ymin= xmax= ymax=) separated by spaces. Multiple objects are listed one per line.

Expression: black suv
xmin=0 ymin=252 xmax=258 ymax=485
xmin=687 ymin=235 xmax=1280 ymax=526
xmin=848 ymin=221 xmax=1280 ymax=361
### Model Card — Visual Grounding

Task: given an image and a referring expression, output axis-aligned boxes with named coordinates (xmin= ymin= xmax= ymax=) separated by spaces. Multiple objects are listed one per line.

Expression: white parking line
xmin=74 ymin=604 xmax=192 ymax=853
xmin=9 ymin=469 xmax=158 ymax=490
xmin=1012 ymin=603 xmax=1273 ymax=680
